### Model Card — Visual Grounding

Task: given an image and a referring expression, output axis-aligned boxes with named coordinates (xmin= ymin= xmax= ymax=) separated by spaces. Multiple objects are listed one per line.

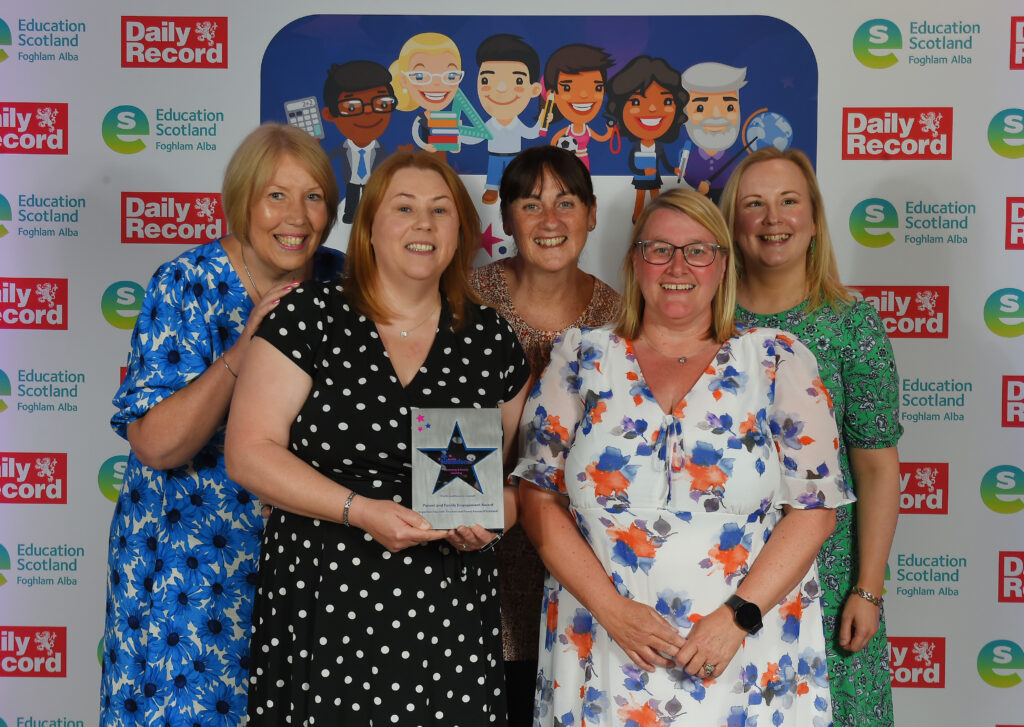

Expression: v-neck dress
xmin=512 ymin=324 xmax=853 ymax=727
xmin=245 ymin=281 xmax=530 ymax=726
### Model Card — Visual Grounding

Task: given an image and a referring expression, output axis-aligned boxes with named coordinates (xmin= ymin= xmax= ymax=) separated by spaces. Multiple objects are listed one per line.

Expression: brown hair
xmin=498 ymin=145 xmax=595 ymax=221
xmin=614 ymin=189 xmax=737 ymax=343
xmin=222 ymin=122 xmax=339 ymax=247
xmin=719 ymin=146 xmax=853 ymax=311
xmin=344 ymin=151 xmax=480 ymax=328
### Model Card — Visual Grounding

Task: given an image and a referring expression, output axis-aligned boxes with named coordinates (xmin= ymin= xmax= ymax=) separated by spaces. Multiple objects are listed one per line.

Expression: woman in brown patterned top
xmin=469 ymin=145 xmax=621 ymax=726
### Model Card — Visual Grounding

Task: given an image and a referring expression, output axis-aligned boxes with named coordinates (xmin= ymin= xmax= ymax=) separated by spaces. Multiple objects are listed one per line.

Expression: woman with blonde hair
xmin=390 ymin=31 xmax=490 ymax=153
xmin=227 ymin=151 xmax=530 ymax=725
xmin=721 ymin=146 xmax=901 ymax=727
xmin=515 ymin=188 xmax=851 ymax=725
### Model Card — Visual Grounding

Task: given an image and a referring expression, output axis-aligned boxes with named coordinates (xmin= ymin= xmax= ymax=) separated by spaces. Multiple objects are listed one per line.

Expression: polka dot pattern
xmin=247 ymin=283 xmax=529 ymax=725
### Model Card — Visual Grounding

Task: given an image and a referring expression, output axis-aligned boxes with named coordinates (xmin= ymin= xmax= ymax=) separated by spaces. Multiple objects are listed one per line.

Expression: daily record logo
xmin=0 ymin=453 xmax=67 ymax=504
xmin=0 ymin=277 xmax=67 ymax=330
xmin=0 ymin=627 xmax=66 ymax=677
xmin=122 ymin=16 xmax=227 ymax=68
xmin=1012 ymin=17 xmax=1024 ymax=70
xmin=899 ymin=463 xmax=948 ymax=514
xmin=1008 ymin=198 xmax=1024 ymax=251
xmin=1004 ymin=376 xmax=1024 ymax=428
xmin=122 ymin=192 xmax=225 ymax=244
xmin=980 ymin=465 xmax=1024 ymax=514
xmin=852 ymin=285 xmax=948 ymax=338
xmin=988 ymin=109 xmax=1024 ymax=159
xmin=889 ymin=636 xmax=944 ymax=687
xmin=999 ymin=551 xmax=1024 ymax=603
xmin=0 ymin=103 xmax=68 ymax=155
xmin=843 ymin=107 xmax=952 ymax=160
xmin=978 ymin=639 xmax=1024 ymax=688
xmin=984 ymin=288 xmax=1024 ymax=338
xmin=853 ymin=19 xmax=901 ymax=68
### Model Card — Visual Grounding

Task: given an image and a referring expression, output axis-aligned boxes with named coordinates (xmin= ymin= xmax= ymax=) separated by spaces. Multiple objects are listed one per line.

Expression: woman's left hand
xmin=838 ymin=593 xmax=880 ymax=653
xmin=673 ymin=605 xmax=747 ymax=679
xmin=445 ymin=524 xmax=498 ymax=552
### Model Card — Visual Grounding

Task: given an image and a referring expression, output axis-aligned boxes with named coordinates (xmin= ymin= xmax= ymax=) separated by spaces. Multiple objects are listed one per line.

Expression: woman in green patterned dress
xmin=720 ymin=147 xmax=902 ymax=727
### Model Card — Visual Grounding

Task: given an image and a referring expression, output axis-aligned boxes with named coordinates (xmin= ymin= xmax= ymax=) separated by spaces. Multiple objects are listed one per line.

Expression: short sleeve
xmin=510 ymin=328 xmax=586 ymax=494
xmin=488 ymin=307 xmax=530 ymax=402
xmin=767 ymin=333 xmax=855 ymax=509
xmin=110 ymin=260 xmax=213 ymax=439
xmin=840 ymin=302 xmax=903 ymax=449
xmin=255 ymin=281 xmax=336 ymax=377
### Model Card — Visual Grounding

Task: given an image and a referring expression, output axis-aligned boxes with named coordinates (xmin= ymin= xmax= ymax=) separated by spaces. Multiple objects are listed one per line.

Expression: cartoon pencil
xmin=539 ymin=90 xmax=556 ymax=137
xmin=677 ymin=140 xmax=692 ymax=184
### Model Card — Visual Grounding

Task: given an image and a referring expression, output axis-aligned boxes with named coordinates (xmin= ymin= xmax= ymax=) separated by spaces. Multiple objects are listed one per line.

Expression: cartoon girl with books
xmin=390 ymin=32 xmax=491 ymax=154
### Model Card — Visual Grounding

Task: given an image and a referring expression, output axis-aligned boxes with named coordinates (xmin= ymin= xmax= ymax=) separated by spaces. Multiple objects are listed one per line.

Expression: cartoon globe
xmin=745 ymin=111 xmax=793 ymax=152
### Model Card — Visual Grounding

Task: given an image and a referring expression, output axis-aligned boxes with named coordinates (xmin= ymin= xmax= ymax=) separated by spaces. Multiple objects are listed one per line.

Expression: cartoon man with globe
xmin=679 ymin=61 xmax=747 ymax=203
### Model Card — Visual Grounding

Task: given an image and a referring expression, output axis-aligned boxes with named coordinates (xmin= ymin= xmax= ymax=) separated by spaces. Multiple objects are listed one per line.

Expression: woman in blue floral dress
xmin=514 ymin=190 xmax=851 ymax=726
xmin=721 ymin=147 xmax=901 ymax=727
xmin=99 ymin=124 xmax=344 ymax=727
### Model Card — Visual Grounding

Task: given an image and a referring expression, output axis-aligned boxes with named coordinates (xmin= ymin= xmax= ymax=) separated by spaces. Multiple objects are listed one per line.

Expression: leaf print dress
xmin=513 ymin=325 xmax=854 ymax=727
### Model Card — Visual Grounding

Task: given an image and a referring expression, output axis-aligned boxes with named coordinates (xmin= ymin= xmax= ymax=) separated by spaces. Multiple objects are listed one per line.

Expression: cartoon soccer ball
xmin=556 ymin=135 xmax=579 ymax=153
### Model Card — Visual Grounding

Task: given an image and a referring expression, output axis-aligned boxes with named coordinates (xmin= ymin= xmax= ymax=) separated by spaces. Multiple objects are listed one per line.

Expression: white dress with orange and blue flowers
xmin=513 ymin=325 xmax=853 ymax=727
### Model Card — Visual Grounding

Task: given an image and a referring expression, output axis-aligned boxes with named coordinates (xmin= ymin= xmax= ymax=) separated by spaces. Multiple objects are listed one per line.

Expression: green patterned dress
xmin=735 ymin=299 xmax=902 ymax=727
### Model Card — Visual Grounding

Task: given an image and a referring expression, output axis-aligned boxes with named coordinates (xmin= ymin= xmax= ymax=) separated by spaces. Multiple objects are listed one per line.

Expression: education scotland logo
xmin=122 ymin=16 xmax=227 ymax=68
xmin=989 ymin=109 xmax=1024 ymax=159
xmin=843 ymin=107 xmax=952 ymax=160
xmin=978 ymin=639 xmax=1024 ymax=688
xmin=980 ymin=465 xmax=1024 ymax=514
xmin=0 ymin=103 xmax=68 ymax=155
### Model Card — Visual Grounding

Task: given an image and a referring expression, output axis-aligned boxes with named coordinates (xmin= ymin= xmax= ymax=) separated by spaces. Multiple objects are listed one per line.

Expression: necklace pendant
xmin=401 ymin=330 xmax=408 ymax=338
xmin=678 ymin=356 xmax=687 ymax=364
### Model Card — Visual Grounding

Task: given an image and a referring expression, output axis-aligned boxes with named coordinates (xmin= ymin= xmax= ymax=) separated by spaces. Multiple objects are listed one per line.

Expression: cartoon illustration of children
xmin=466 ymin=33 xmax=545 ymax=204
xmin=679 ymin=61 xmax=747 ymax=203
xmin=606 ymin=56 xmax=688 ymax=223
xmin=543 ymin=44 xmax=615 ymax=170
xmin=389 ymin=32 xmax=491 ymax=155
xmin=321 ymin=60 xmax=396 ymax=224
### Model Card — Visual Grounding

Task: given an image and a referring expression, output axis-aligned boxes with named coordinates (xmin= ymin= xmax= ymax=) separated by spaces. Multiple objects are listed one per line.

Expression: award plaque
xmin=411 ymin=407 xmax=504 ymax=530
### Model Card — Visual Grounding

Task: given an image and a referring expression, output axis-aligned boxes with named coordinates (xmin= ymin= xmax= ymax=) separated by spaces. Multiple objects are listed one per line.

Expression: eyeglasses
xmin=634 ymin=240 xmax=724 ymax=267
xmin=402 ymin=69 xmax=465 ymax=86
xmin=336 ymin=96 xmax=397 ymax=117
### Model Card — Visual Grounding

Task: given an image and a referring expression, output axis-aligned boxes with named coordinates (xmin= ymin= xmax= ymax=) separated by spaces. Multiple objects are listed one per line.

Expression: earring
xmin=809 ymin=237 xmax=817 ymax=254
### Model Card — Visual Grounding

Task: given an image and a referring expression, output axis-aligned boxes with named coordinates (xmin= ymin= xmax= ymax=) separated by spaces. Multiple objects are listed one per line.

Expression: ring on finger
xmin=703 ymin=663 xmax=716 ymax=677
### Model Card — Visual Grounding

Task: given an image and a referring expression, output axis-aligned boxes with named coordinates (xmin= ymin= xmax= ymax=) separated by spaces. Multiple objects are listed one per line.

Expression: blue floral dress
xmin=99 ymin=240 xmax=343 ymax=727
xmin=512 ymin=325 xmax=853 ymax=727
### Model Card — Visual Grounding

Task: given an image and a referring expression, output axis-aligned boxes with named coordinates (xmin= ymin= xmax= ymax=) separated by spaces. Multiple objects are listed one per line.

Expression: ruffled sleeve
xmin=767 ymin=332 xmax=855 ymax=509
xmin=511 ymin=328 xmax=586 ymax=494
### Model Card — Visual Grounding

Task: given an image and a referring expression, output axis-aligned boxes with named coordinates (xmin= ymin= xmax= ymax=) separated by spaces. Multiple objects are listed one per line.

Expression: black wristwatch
xmin=725 ymin=594 xmax=763 ymax=635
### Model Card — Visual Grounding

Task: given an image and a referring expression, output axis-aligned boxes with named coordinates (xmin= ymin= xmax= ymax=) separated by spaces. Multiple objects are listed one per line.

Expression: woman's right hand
xmin=595 ymin=594 xmax=685 ymax=672
xmin=347 ymin=495 xmax=449 ymax=552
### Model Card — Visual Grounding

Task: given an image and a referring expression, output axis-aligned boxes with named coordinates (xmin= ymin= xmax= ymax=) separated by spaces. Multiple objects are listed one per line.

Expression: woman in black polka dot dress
xmin=226 ymin=151 xmax=531 ymax=726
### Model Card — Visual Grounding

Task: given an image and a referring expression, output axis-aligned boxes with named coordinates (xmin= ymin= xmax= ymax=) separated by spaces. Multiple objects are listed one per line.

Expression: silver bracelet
xmin=854 ymin=586 xmax=883 ymax=607
xmin=342 ymin=491 xmax=356 ymax=526
xmin=221 ymin=355 xmax=239 ymax=378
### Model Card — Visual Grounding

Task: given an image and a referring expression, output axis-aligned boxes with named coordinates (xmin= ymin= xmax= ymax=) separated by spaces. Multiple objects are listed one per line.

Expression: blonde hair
xmin=344 ymin=151 xmax=480 ymax=329
xmin=719 ymin=147 xmax=853 ymax=311
xmin=614 ymin=189 xmax=737 ymax=342
xmin=221 ymin=123 xmax=339 ymax=248
xmin=389 ymin=33 xmax=462 ymax=112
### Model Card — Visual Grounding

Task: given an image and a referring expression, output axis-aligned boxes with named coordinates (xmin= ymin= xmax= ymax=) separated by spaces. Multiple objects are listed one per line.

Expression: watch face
xmin=736 ymin=602 xmax=761 ymax=630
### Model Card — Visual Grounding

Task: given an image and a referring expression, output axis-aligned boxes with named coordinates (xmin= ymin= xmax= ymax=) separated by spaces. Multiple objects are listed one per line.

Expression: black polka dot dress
xmin=246 ymin=281 xmax=529 ymax=726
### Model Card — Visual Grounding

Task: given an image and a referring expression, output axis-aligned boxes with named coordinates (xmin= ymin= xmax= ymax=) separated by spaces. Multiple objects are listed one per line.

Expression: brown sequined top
xmin=470 ymin=259 xmax=622 ymax=661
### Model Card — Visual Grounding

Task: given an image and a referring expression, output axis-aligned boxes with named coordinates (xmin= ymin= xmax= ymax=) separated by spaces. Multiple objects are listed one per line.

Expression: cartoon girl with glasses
xmin=390 ymin=32 xmax=491 ymax=154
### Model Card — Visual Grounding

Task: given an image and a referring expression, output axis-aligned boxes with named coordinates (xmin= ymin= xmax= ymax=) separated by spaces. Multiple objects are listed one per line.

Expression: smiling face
xmin=684 ymin=90 xmax=740 ymax=152
xmin=399 ymin=50 xmax=461 ymax=112
xmin=633 ymin=207 xmax=725 ymax=329
xmin=503 ymin=168 xmax=596 ymax=275
xmin=369 ymin=167 xmax=460 ymax=287
xmin=554 ymin=70 xmax=605 ymax=126
xmin=247 ymin=153 xmax=328 ymax=279
xmin=477 ymin=60 xmax=541 ymax=123
xmin=732 ymin=158 xmax=816 ymax=277
xmin=323 ymin=85 xmax=393 ymax=147
xmin=622 ymin=81 xmax=678 ymax=143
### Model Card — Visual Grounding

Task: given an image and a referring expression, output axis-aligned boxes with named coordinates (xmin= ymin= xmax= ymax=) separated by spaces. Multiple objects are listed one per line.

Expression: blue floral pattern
xmin=513 ymin=325 xmax=852 ymax=727
xmin=99 ymin=240 xmax=343 ymax=726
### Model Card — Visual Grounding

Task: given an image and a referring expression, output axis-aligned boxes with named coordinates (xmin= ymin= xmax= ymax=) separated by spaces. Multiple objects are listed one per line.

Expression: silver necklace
xmin=398 ymin=302 xmax=440 ymax=337
xmin=239 ymin=244 xmax=263 ymax=299
xmin=641 ymin=334 xmax=717 ymax=364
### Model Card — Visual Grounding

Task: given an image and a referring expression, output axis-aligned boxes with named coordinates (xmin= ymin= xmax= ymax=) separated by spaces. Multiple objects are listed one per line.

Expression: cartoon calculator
xmin=284 ymin=96 xmax=325 ymax=139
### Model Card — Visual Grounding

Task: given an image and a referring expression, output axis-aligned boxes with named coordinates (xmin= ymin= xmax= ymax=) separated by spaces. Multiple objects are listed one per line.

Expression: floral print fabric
xmin=512 ymin=325 xmax=853 ymax=727
xmin=99 ymin=241 xmax=343 ymax=727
